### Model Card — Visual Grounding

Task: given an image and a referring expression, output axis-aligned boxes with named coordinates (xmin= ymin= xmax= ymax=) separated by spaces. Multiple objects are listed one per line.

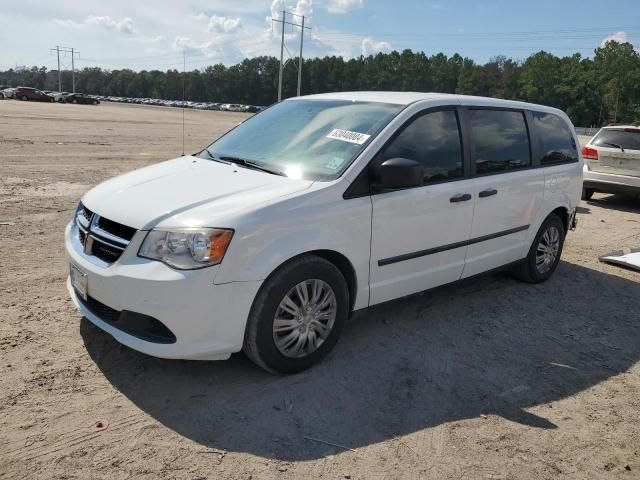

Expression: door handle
xmin=450 ymin=193 xmax=472 ymax=203
xmin=479 ymin=189 xmax=498 ymax=198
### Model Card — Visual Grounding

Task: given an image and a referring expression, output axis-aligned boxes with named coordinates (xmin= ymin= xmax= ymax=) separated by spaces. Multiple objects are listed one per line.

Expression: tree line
xmin=1 ymin=41 xmax=638 ymax=126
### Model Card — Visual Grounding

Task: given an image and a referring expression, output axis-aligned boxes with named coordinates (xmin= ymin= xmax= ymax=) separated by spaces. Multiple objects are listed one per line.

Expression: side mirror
xmin=376 ymin=158 xmax=424 ymax=189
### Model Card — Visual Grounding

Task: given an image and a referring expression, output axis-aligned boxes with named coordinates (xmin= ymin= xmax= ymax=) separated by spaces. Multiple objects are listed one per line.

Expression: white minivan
xmin=65 ymin=92 xmax=582 ymax=373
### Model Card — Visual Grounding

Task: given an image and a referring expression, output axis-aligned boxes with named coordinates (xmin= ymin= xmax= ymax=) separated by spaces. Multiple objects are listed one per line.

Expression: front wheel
xmin=513 ymin=214 xmax=565 ymax=283
xmin=21 ymin=95 xmax=28 ymax=101
xmin=243 ymin=255 xmax=349 ymax=374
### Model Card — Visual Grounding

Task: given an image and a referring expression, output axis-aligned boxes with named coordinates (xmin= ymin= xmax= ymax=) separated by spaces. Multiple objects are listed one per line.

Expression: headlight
xmin=138 ymin=228 xmax=234 ymax=270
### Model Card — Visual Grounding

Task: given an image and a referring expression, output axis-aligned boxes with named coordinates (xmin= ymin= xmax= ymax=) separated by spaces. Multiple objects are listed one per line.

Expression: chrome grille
xmin=75 ymin=203 xmax=135 ymax=265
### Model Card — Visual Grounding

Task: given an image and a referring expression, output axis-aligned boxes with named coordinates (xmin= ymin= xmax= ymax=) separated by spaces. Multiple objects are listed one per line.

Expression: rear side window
xmin=470 ymin=109 xmax=531 ymax=174
xmin=533 ymin=112 xmax=578 ymax=164
xmin=593 ymin=129 xmax=640 ymax=151
xmin=380 ymin=110 xmax=463 ymax=184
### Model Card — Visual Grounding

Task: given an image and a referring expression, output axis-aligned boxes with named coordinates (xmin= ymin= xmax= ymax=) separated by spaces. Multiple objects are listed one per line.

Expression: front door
xmin=369 ymin=108 xmax=475 ymax=305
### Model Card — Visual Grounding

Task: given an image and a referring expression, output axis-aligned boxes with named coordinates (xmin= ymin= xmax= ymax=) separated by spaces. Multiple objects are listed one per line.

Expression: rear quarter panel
xmin=535 ymin=117 xmax=583 ymax=239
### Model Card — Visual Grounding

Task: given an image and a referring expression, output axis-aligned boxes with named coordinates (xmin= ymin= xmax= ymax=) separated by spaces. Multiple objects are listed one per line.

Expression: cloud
xmin=53 ymin=15 xmax=136 ymax=35
xmin=327 ymin=0 xmax=363 ymax=14
xmin=294 ymin=0 xmax=313 ymax=16
xmin=600 ymin=31 xmax=629 ymax=47
xmin=202 ymin=0 xmax=268 ymax=14
xmin=207 ymin=15 xmax=243 ymax=33
xmin=86 ymin=15 xmax=136 ymax=34
xmin=52 ymin=18 xmax=83 ymax=29
xmin=270 ymin=0 xmax=313 ymax=20
xmin=361 ymin=36 xmax=391 ymax=56
xmin=174 ymin=36 xmax=215 ymax=57
xmin=173 ymin=36 xmax=242 ymax=62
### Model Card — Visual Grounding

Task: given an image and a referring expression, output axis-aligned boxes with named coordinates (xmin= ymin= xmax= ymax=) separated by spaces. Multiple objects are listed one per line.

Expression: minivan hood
xmin=82 ymin=156 xmax=313 ymax=229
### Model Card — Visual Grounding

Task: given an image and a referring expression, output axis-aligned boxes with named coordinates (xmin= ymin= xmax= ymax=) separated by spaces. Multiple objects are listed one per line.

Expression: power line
xmin=76 ymin=36 xmax=276 ymax=66
xmin=316 ymin=26 xmax=640 ymax=39
xmin=76 ymin=45 xmax=277 ymax=70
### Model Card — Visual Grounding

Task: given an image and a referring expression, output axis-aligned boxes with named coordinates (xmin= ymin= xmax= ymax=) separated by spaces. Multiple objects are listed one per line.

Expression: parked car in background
xmin=14 ymin=87 xmax=54 ymax=102
xmin=582 ymin=125 xmax=640 ymax=199
xmin=47 ymin=91 xmax=69 ymax=102
xmin=65 ymin=92 xmax=581 ymax=373
xmin=62 ymin=93 xmax=100 ymax=105
xmin=2 ymin=87 xmax=16 ymax=99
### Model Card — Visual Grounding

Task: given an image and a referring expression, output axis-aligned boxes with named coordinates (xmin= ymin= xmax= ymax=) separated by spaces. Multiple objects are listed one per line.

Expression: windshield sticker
xmin=326 ymin=129 xmax=371 ymax=145
xmin=325 ymin=156 xmax=346 ymax=170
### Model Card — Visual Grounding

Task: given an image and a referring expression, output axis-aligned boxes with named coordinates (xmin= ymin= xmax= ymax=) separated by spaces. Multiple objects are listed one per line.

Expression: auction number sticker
xmin=326 ymin=129 xmax=371 ymax=145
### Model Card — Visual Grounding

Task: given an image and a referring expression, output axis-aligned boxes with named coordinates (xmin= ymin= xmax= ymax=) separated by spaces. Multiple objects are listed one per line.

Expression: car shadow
xmin=575 ymin=205 xmax=590 ymax=214
xmin=587 ymin=193 xmax=640 ymax=213
xmin=80 ymin=261 xmax=640 ymax=461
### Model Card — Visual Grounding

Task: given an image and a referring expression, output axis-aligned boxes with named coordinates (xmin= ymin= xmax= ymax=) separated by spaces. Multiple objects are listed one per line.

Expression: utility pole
xmin=182 ymin=50 xmax=186 ymax=156
xmin=55 ymin=46 xmax=61 ymax=91
xmin=297 ymin=15 xmax=305 ymax=97
xmin=71 ymin=47 xmax=76 ymax=93
xmin=272 ymin=11 xmax=311 ymax=101
xmin=278 ymin=10 xmax=285 ymax=102
xmin=49 ymin=46 xmax=79 ymax=92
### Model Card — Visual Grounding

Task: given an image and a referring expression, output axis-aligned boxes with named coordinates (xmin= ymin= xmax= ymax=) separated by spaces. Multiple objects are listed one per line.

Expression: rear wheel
xmin=243 ymin=255 xmax=349 ymax=374
xmin=21 ymin=95 xmax=27 ymax=101
xmin=72 ymin=99 xmax=78 ymax=104
xmin=513 ymin=214 xmax=565 ymax=283
xmin=581 ymin=187 xmax=594 ymax=201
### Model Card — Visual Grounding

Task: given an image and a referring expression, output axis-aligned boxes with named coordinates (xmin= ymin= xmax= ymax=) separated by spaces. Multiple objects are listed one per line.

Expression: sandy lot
xmin=1 ymin=100 xmax=639 ymax=480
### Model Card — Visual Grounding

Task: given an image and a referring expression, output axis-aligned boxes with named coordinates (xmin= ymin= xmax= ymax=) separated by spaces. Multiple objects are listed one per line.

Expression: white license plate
xmin=70 ymin=264 xmax=88 ymax=301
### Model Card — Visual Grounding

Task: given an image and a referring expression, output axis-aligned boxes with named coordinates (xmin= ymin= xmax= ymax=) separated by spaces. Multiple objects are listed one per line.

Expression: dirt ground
xmin=1 ymin=100 xmax=639 ymax=480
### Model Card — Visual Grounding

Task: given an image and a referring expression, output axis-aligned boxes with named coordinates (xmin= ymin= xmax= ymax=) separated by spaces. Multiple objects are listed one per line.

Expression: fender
xmin=214 ymin=187 xmax=372 ymax=311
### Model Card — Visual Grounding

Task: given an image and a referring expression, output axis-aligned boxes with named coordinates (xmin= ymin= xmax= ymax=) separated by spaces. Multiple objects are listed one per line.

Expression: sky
xmin=1 ymin=0 xmax=639 ymax=71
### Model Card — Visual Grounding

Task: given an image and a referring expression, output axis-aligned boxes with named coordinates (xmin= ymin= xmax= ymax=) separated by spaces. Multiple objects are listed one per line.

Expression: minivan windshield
xmin=201 ymin=99 xmax=403 ymax=180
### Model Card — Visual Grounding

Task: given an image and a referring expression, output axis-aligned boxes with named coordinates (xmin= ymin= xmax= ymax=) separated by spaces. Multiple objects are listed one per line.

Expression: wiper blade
xmin=602 ymin=142 xmax=625 ymax=152
xmin=202 ymin=148 xmax=230 ymax=164
xmin=218 ymin=156 xmax=286 ymax=177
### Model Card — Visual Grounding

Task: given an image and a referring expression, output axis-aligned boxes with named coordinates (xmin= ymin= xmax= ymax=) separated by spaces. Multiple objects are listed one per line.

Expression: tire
xmin=21 ymin=95 xmax=27 ymax=101
xmin=93 ymin=100 xmax=98 ymax=105
xmin=72 ymin=99 xmax=78 ymax=104
xmin=513 ymin=214 xmax=565 ymax=284
xmin=49 ymin=98 xmax=54 ymax=102
xmin=581 ymin=187 xmax=594 ymax=201
xmin=243 ymin=255 xmax=349 ymax=374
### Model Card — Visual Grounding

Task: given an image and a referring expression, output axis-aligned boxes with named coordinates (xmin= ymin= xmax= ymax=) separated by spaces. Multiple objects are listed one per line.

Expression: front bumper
xmin=65 ymin=222 xmax=262 ymax=360
xmin=583 ymin=166 xmax=640 ymax=195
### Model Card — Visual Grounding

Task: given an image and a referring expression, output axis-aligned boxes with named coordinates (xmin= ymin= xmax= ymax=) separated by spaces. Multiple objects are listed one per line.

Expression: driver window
xmin=381 ymin=110 xmax=463 ymax=184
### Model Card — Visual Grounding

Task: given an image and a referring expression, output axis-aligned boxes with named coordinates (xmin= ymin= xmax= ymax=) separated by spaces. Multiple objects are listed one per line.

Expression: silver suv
xmin=582 ymin=125 xmax=640 ymax=200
